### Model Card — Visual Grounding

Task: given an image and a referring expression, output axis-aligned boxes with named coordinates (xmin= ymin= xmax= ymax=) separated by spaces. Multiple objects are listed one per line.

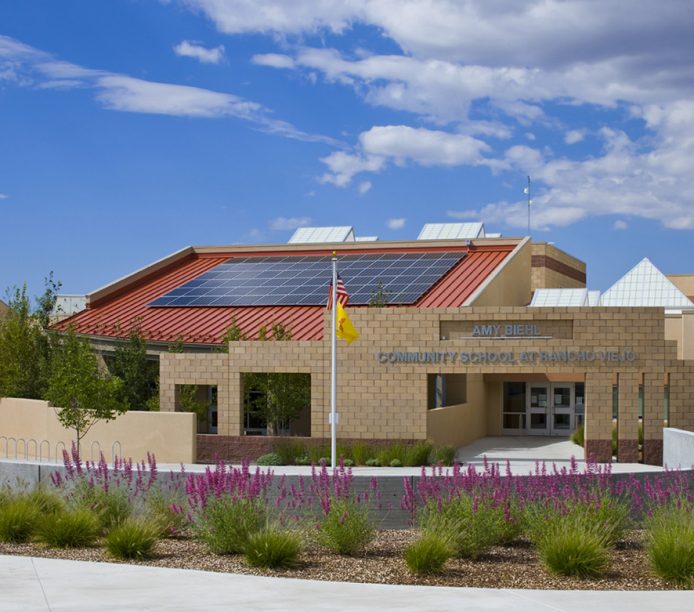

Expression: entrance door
xmin=527 ymin=385 xmax=550 ymax=435
xmin=526 ymin=383 xmax=574 ymax=436
xmin=550 ymin=384 xmax=573 ymax=435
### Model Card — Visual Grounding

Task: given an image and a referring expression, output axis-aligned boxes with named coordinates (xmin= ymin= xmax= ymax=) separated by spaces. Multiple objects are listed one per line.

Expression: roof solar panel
xmin=149 ymin=252 xmax=464 ymax=308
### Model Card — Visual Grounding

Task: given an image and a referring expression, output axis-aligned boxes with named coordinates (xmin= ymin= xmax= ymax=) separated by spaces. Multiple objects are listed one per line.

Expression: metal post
xmin=330 ymin=253 xmax=338 ymax=469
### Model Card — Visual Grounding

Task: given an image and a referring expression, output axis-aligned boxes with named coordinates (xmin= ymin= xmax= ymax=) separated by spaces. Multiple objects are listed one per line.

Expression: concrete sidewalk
xmin=1 ymin=555 xmax=691 ymax=612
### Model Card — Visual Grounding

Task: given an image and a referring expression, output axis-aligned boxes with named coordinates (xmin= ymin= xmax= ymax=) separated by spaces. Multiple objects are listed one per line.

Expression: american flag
xmin=327 ymin=274 xmax=349 ymax=308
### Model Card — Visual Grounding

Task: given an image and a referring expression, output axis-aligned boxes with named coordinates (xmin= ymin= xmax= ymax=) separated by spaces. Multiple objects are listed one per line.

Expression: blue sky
xmin=2 ymin=0 xmax=694 ymax=300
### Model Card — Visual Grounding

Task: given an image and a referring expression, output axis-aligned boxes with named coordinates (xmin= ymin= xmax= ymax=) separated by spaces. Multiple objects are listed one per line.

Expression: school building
xmin=56 ymin=223 xmax=694 ymax=465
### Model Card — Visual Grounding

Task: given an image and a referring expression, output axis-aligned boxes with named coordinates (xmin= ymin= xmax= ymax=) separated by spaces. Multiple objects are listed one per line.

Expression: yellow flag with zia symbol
xmin=335 ymin=301 xmax=359 ymax=343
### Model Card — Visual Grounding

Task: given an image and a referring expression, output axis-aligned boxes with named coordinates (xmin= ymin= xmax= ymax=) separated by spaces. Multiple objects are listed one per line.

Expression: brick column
xmin=642 ymin=370 xmax=663 ymax=465
xmin=617 ymin=371 xmax=640 ymax=463
xmin=584 ymin=371 xmax=613 ymax=462
xmin=669 ymin=364 xmax=694 ymax=432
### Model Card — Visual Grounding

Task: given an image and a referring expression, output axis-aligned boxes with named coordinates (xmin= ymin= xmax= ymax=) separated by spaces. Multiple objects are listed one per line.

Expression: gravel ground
xmin=0 ymin=530 xmax=676 ymax=591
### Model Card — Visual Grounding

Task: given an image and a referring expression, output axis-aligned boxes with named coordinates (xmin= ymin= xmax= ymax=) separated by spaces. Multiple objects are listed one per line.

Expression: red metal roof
xmin=56 ymin=245 xmax=514 ymax=343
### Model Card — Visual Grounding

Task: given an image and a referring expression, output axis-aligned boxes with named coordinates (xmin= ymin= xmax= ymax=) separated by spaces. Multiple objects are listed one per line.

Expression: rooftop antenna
xmin=523 ymin=175 xmax=532 ymax=236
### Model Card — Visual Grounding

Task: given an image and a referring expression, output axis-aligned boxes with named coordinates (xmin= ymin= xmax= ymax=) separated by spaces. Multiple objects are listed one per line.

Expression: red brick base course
xmin=642 ymin=439 xmax=663 ymax=466
xmin=584 ymin=439 xmax=612 ymax=463
xmin=196 ymin=434 xmax=419 ymax=463
xmin=617 ymin=439 xmax=640 ymax=463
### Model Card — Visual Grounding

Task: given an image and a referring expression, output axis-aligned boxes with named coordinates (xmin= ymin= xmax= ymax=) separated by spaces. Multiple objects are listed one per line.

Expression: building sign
xmin=440 ymin=319 xmax=574 ymax=341
xmin=472 ymin=324 xmax=541 ymax=337
xmin=376 ymin=350 xmax=637 ymax=365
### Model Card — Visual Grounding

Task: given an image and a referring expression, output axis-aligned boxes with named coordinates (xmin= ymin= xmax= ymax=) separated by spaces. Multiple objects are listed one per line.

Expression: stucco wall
xmin=426 ymin=373 xmax=486 ymax=447
xmin=469 ymin=239 xmax=532 ymax=307
xmin=663 ymin=428 xmax=694 ymax=469
xmin=531 ymin=243 xmax=587 ymax=291
xmin=0 ymin=397 xmax=196 ymax=463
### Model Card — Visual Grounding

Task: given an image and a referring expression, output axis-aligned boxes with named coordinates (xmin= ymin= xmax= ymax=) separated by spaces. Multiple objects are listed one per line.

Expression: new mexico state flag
xmin=336 ymin=301 xmax=359 ymax=344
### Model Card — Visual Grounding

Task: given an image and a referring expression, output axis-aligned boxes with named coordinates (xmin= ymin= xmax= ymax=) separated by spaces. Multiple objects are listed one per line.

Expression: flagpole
xmin=330 ymin=252 xmax=338 ymax=469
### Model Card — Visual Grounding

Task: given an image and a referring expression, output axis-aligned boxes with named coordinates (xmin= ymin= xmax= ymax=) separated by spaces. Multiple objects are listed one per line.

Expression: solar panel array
xmin=149 ymin=252 xmax=464 ymax=308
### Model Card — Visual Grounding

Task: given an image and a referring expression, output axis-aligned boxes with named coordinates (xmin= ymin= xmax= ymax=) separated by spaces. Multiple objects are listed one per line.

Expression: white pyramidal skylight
xmin=417 ymin=222 xmax=485 ymax=240
xmin=288 ymin=226 xmax=355 ymax=244
xmin=599 ymin=258 xmax=694 ymax=308
xmin=530 ymin=288 xmax=589 ymax=307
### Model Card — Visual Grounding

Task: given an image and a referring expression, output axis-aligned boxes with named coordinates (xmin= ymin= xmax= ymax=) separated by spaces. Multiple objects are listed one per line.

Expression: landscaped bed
xmin=0 ymin=528 xmax=674 ymax=591
xmin=0 ymin=448 xmax=692 ymax=590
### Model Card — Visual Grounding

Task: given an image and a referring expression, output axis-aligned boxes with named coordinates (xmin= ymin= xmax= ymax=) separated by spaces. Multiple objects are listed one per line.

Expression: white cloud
xmin=0 ymin=34 xmax=334 ymax=144
xmin=173 ymin=3 xmax=694 ymax=231
xmin=252 ymin=53 xmax=295 ymax=69
xmin=0 ymin=193 xmax=8 ymax=200
xmin=96 ymin=75 xmax=259 ymax=118
xmin=173 ymin=40 xmax=225 ymax=64
xmin=357 ymin=180 xmax=372 ymax=195
xmin=387 ymin=217 xmax=406 ymax=230
xmin=269 ymin=216 xmax=313 ymax=230
xmin=564 ymin=129 xmax=586 ymax=145
xmin=321 ymin=125 xmax=490 ymax=185
xmin=614 ymin=220 xmax=628 ymax=230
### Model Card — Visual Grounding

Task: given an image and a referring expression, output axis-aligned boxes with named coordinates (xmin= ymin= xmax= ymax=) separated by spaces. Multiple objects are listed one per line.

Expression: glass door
xmin=550 ymin=384 xmax=573 ymax=435
xmin=527 ymin=385 xmax=550 ymax=435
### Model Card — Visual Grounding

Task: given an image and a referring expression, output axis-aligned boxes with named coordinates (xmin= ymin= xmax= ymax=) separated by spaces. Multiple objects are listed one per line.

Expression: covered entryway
xmin=496 ymin=375 xmax=585 ymax=437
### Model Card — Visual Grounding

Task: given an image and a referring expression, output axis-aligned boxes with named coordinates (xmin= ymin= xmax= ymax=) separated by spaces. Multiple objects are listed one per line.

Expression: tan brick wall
xmin=158 ymin=306 xmax=694 ymax=464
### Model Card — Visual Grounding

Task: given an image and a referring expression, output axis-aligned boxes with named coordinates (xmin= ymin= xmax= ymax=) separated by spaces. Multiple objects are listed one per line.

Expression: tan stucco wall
xmin=531 ymin=243 xmax=587 ymax=291
xmin=426 ymin=373 xmax=486 ymax=447
xmin=0 ymin=397 xmax=196 ymax=463
xmin=668 ymin=274 xmax=694 ymax=299
xmin=469 ymin=240 xmax=532 ymax=307
xmin=665 ymin=312 xmax=694 ymax=360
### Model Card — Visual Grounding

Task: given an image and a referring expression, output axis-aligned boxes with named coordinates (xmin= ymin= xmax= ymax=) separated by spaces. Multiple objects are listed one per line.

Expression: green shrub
xmin=421 ymin=495 xmax=520 ymax=559
xmin=316 ymin=499 xmax=374 ymax=556
xmin=0 ymin=499 xmax=39 ymax=543
xmin=365 ymin=458 xmax=380 ymax=467
xmin=72 ymin=484 xmax=131 ymax=533
xmin=389 ymin=458 xmax=403 ymax=468
xmin=245 ymin=528 xmax=301 ymax=569
xmin=145 ymin=488 xmax=188 ymax=538
xmin=377 ymin=444 xmax=406 ymax=467
xmin=538 ymin=522 xmax=609 ymax=578
xmin=405 ymin=533 xmax=453 ymax=574
xmin=430 ymin=445 xmax=456 ymax=466
xmin=256 ymin=452 xmax=283 ymax=466
xmin=28 ymin=489 xmax=65 ymax=515
xmin=612 ymin=425 xmax=617 ymax=457
xmin=646 ymin=504 xmax=694 ymax=587
xmin=307 ymin=445 xmax=329 ymax=465
xmin=37 ymin=509 xmax=99 ymax=548
xmin=343 ymin=459 xmax=354 ymax=467
xmin=570 ymin=424 xmax=585 ymax=447
xmin=273 ymin=440 xmax=307 ymax=466
xmin=404 ymin=441 xmax=433 ymax=467
xmin=525 ymin=497 xmax=630 ymax=549
xmin=106 ymin=519 xmax=160 ymax=560
xmin=295 ymin=455 xmax=310 ymax=466
xmin=195 ymin=495 xmax=266 ymax=554
xmin=350 ymin=442 xmax=375 ymax=466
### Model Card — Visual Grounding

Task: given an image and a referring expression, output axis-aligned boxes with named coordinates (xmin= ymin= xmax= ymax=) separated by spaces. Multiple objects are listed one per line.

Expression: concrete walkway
xmin=454 ymin=436 xmax=664 ymax=474
xmin=1 ymin=555 xmax=691 ymax=612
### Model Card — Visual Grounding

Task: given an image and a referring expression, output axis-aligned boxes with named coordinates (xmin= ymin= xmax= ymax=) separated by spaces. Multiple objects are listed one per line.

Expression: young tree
xmin=216 ymin=317 xmax=246 ymax=352
xmin=46 ymin=329 xmax=126 ymax=454
xmin=242 ymin=322 xmax=310 ymax=435
xmin=0 ymin=274 xmax=62 ymax=399
xmin=110 ymin=325 xmax=157 ymax=410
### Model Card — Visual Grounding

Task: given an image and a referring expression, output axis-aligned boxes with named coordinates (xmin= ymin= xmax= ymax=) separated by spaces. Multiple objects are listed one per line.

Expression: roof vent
xmin=418 ymin=222 xmax=485 ymax=240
